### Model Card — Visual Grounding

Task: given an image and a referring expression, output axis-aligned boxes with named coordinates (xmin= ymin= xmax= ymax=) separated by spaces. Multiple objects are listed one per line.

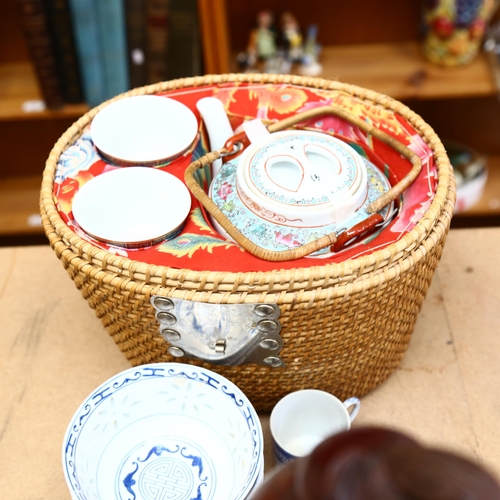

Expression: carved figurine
xmin=236 ymin=10 xmax=322 ymax=76
xmin=299 ymin=24 xmax=323 ymax=76
xmin=280 ymin=11 xmax=304 ymax=62
xmin=237 ymin=10 xmax=278 ymax=69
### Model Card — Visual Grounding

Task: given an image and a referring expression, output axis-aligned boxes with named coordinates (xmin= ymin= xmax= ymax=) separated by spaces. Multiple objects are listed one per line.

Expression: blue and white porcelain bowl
xmin=62 ymin=363 xmax=263 ymax=500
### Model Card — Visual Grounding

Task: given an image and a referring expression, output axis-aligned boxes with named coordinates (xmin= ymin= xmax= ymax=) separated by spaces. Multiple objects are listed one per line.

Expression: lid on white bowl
xmin=235 ymin=130 xmax=368 ymax=228
xmin=90 ymin=95 xmax=198 ymax=165
xmin=72 ymin=167 xmax=191 ymax=248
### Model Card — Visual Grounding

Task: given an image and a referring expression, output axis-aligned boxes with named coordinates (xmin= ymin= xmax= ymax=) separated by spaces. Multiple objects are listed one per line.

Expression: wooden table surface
xmin=1 ymin=227 xmax=500 ymax=498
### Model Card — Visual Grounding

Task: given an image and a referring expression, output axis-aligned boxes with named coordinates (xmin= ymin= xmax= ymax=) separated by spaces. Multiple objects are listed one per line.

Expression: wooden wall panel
xmin=408 ymin=96 xmax=500 ymax=155
xmin=0 ymin=118 xmax=76 ymax=178
xmin=0 ymin=2 xmax=30 ymax=63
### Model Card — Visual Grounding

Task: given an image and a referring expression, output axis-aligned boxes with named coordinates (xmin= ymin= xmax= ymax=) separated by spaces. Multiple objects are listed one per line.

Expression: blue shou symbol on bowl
xmin=122 ymin=443 xmax=210 ymax=500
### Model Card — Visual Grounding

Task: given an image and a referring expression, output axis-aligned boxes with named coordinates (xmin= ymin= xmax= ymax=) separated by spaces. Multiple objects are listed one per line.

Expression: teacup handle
xmin=343 ymin=397 xmax=361 ymax=422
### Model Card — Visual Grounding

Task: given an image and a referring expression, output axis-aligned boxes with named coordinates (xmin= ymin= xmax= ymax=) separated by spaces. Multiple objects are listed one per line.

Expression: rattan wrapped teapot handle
xmin=185 ymin=151 xmax=339 ymax=261
xmin=184 ymin=104 xmax=422 ymax=261
xmin=268 ymin=105 xmax=422 ymax=214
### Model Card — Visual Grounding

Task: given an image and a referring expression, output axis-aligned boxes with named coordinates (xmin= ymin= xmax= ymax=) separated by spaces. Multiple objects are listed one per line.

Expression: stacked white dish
xmin=71 ymin=94 xmax=200 ymax=249
xmin=90 ymin=95 xmax=198 ymax=166
xmin=62 ymin=363 xmax=264 ymax=500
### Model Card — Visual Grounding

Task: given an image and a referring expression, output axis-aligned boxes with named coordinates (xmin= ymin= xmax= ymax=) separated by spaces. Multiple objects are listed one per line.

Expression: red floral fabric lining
xmin=53 ymin=82 xmax=437 ymax=273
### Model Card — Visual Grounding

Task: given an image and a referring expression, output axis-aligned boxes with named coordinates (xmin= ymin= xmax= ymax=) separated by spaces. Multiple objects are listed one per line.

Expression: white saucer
xmin=90 ymin=95 xmax=198 ymax=165
xmin=72 ymin=167 xmax=191 ymax=247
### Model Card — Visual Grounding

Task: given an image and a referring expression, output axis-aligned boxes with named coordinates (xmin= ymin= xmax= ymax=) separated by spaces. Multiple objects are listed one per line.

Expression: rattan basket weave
xmin=40 ymin=74 xmax=455 ymax=411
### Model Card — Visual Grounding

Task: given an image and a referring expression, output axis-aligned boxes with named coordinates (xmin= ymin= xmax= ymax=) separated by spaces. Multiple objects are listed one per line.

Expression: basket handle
xmin=185 ymin=152 xmax=339 ymax=261
xmin=265 ymin=105 xmax=422 ymax=214
xmin=184 ymin=105 xmax=422 ymax=262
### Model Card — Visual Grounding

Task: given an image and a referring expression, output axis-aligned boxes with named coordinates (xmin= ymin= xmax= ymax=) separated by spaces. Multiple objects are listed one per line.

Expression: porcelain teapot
xmin=185 ymin=106 xmax=422 ymax=262
xmin=209 ymin=126 xmax=392 ymax=258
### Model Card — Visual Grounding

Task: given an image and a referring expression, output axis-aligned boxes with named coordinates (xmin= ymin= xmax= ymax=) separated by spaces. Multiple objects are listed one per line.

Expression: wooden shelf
xmin=2 ymin=157 xmax=499 ymax=237
xmin=0 ymin=62 xmax=89 ymax=121
xmin=0 ymin=176 xmax=44 ymax=235
xmin=321 ymin=42 xmax=495 ymax=99
xmin=3 ymin=41 xmax=494 ymax=122
xmin=318 ymin=42 xmax=496 ymax=100
xmin=232 ymin=41 xmax=497 ymax=101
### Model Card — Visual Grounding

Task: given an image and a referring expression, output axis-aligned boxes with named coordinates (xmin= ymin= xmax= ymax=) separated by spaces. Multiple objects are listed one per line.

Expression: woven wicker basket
xmin=40 ymin=74 xmax=455 ymax=411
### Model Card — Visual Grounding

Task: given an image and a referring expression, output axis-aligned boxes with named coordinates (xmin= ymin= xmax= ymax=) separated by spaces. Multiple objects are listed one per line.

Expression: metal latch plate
xmin=151 ymin=296 xmax=284 ymax=367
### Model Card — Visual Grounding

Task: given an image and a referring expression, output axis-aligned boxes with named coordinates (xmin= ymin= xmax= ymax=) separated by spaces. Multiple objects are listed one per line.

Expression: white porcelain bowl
xmin=444 ymin=140 xmax=488 ymax=214
xmin=62 ymin=363 xmax=263 ymax=500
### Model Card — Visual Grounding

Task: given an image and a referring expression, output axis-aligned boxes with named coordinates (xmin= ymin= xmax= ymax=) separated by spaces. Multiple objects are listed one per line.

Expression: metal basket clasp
xmin=151 ymin=296 xmax=285 ymax=368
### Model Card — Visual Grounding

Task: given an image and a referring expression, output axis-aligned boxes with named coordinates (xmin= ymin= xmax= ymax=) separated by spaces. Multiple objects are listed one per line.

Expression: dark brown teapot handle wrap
xmin=332 ymin=214 xmax=384 ymax=252
xmin=185 ymin=105 xmax=422 ymax=262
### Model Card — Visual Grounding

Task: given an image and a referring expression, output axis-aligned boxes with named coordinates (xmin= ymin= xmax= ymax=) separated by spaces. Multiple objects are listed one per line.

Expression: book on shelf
xmin=166 ymin=0 xmax=202 ymax=79
xmin=43 ymin=0 xmax=84 ymax=104
xmin=15 ymin=0 xmax=65 ymax=109
xmin=96 ymin=0 xmax=130 ymax=99
xmin=67 ymin=0 xmax=105 ymax=107
xmin=125 ymin=0 xmax=148 ymax=89
xmin=67 ymin=0 xmax=130 ymax=108
xmin=145 ymin=0 xmax=169 ymax=84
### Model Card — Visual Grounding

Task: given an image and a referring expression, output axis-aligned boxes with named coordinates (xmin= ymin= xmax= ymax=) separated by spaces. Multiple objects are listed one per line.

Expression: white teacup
xmin=270 ymin=389 xmax=360 ymax=465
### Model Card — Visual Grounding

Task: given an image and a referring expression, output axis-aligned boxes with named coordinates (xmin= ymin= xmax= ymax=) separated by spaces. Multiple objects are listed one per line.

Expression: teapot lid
xmin=235 ymin=130 xmax=368 ymax=228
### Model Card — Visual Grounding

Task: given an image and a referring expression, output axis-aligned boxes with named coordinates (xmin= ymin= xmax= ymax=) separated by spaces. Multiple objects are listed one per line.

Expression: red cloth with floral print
xmin=53 ymin=82 xmax=437 ymax=273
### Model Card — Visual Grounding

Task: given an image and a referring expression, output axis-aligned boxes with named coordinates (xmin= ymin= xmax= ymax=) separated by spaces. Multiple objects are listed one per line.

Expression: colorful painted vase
xmin=422 ymin=0 xmax=498 ymax=66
